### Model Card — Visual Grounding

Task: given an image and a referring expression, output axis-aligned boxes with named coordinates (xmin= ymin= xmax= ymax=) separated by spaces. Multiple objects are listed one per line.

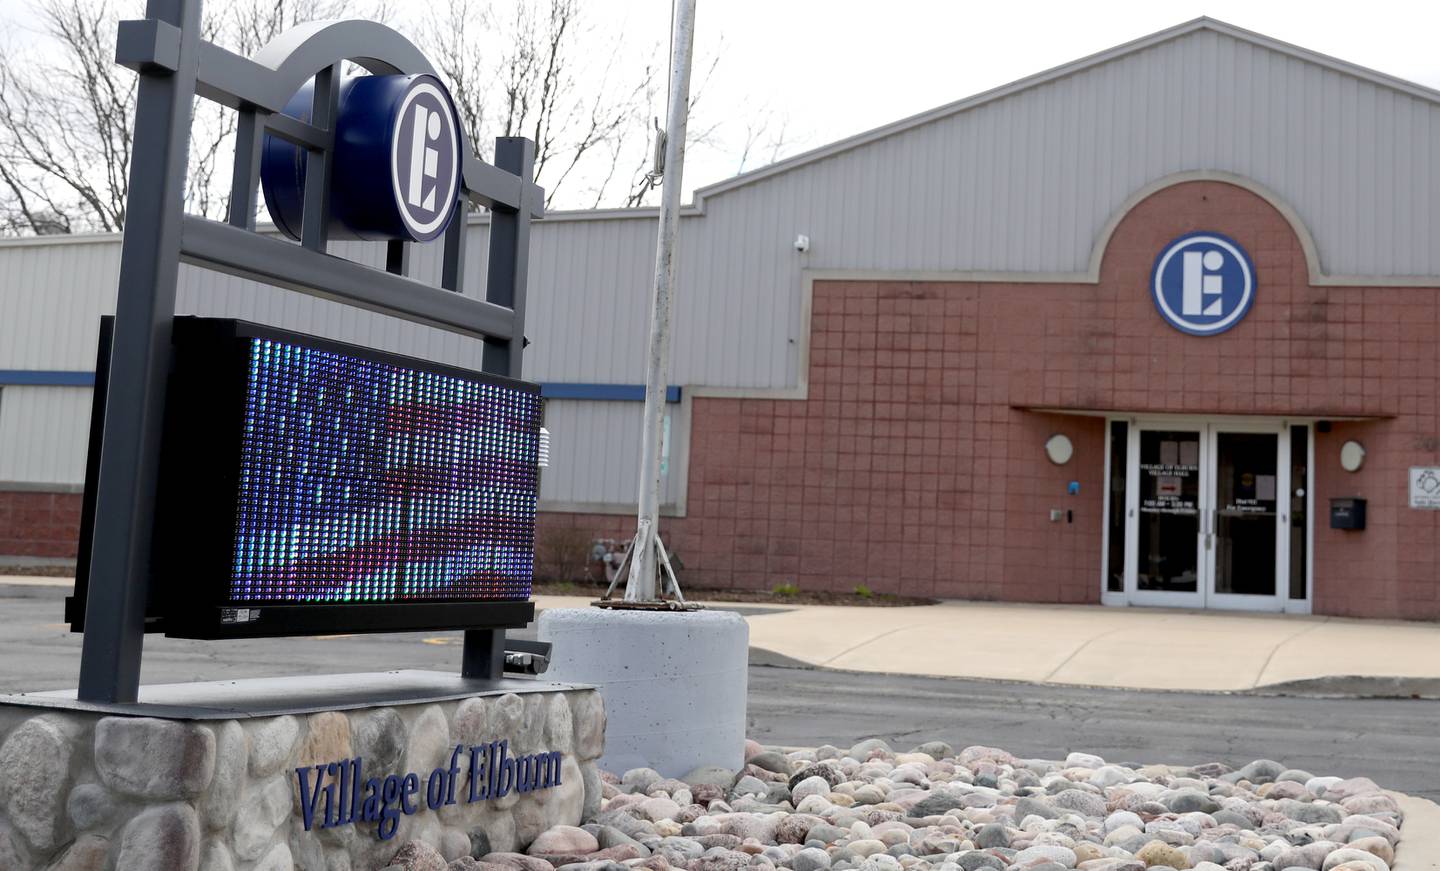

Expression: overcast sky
xmin=658 ymin=0 xmax=1440 ymax=196
xmin=4 ymin=1 xmax=1438 ymax=207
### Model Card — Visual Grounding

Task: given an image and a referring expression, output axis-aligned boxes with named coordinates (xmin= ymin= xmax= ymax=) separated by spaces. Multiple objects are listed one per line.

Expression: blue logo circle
xmin=1150 ymin=232 xmax=1256 ymax=335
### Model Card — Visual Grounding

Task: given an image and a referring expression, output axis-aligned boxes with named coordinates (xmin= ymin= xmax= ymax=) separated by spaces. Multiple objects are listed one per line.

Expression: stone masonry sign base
xmin=0 ymin=671 xmax=604 ymax=870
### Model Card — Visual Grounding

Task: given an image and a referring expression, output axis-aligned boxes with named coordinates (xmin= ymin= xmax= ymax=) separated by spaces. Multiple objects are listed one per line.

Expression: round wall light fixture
xmin=1044 ymin=434 xmax=1074 ymax=465
xmin=1339 ymin=440 xmax=1366 ymax=473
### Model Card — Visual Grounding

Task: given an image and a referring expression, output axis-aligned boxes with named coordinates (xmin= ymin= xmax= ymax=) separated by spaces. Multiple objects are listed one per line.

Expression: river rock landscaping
xmin=393 ymin=738 xmax=1405 ymax=871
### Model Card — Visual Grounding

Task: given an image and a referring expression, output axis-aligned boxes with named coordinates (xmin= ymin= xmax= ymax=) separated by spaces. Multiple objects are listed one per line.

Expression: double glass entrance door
xmin=1122 ymin=421 xmax=1292 ymax=610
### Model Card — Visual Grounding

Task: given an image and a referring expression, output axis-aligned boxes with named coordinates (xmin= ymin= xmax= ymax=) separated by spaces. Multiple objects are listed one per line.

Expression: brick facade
xmin=541 ymin=180 xmax=1440 ymax=619
xmin=0 ymin=489 xmax=83 ymax=559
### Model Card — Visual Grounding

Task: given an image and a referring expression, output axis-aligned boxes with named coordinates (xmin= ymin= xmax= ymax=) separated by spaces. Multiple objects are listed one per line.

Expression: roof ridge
xmin=689 ymin=16 xmax=1440 ymax=207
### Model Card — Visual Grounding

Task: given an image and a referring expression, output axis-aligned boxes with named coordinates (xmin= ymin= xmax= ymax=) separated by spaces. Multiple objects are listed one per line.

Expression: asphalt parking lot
xmin=2 ymin=583 xmax=1435 ymax=801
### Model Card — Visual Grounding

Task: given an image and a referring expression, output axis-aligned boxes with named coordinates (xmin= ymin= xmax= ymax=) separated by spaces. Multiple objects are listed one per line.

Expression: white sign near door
xmin=1410 ymin=467 xmax=1440 ymax=509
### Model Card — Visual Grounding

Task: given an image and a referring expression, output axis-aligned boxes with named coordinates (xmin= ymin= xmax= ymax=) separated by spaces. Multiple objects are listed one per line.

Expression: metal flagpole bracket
xmin=594 ymin=519 xmax=700 ymax=611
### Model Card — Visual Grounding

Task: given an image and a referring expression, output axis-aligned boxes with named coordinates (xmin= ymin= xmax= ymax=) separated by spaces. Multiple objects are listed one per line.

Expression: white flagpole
xmin=624 ymin=0 xmax=697 ymax=603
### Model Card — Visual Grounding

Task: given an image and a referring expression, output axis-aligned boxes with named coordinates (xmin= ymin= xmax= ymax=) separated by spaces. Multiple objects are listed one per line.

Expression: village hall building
xmin=2 ymin=18 xmax=1438 ymax=620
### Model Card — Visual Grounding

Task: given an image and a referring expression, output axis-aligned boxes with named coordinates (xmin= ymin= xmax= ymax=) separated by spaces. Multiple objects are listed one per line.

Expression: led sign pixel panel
xmin=231 ymin=337 xmax=541 ymax=605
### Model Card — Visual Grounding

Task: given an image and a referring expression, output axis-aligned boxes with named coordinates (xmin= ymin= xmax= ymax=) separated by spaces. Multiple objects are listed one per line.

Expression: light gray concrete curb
xmin=1394 ymin=791 xmax=1440 ymax=870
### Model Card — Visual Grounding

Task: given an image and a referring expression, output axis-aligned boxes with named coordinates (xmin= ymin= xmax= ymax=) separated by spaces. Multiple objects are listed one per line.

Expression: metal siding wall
xmin=538 ymin=399 xmax=684 ymax=509
xmin=3 ymin=28 xmax=1440 ymax=501
xmin=0 ymin=239 xmax=120 ymax=371
xmin=702 ymin=30 xmax=1440 ymax=279
xmin=522 ymin=217 xmax=651 ymax=383
xmin=0 ymin=386 xmax=92 ymax=485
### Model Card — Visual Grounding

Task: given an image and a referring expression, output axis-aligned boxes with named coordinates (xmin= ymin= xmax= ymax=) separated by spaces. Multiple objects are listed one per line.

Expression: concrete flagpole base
xmin=537 ymin=608 xmax=747 ymax=778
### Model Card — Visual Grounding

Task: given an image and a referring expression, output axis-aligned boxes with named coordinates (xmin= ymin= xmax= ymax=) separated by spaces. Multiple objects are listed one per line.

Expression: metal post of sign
xmin=76 ymin=0 xmax=202 ymax=704
xmin=613 ymin=0 xmax=698 ymax=606
xmin=464 ymin=136 xmax=538 ymax=679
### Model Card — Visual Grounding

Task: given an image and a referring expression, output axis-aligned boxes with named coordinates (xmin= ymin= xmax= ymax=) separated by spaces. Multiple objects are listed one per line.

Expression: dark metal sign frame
xmin=79 ymin=0 xmax=543 ymax=703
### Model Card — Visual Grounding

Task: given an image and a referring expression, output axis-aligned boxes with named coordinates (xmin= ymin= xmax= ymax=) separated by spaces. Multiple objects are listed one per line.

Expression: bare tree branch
xmin=0 ymin=0 xmax=387 ymax=235
xmin=418 ymin=0 xmax=666 ymax=211
xmin=0 ymin=0 xmax=769 ymax=233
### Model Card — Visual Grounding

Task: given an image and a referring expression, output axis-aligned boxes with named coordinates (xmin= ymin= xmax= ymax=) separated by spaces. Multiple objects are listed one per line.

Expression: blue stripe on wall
xmin=0 ymin=371 xmax=680 ymax=403
xmin=540 ymin=383 xmax=682 ymax=403
xmin=0 ymin=370 xmax=96 ymax=387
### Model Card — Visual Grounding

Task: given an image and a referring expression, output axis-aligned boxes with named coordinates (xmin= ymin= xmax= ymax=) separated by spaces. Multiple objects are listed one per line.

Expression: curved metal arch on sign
xmin=185 ymin=18 xmax=523 ymax=210
xmin=250 ymin=20 xmax=495 ymax=214
xmin=253 ymin=19 xmax=439 ymax=81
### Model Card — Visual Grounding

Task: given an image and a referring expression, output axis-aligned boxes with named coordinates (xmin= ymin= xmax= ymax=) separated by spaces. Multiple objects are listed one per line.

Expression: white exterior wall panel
xmin=0 ymin=239 xmax=121 ymax=371
xmin=0 ymin=387 xmax=92 ymax=486
xmin=538 ymin=399 xmax=686 ymax=512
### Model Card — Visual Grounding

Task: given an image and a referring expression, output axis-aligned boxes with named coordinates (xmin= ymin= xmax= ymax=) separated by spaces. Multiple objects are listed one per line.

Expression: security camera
xmin=793 ymin=234 xmax=810 ymax=253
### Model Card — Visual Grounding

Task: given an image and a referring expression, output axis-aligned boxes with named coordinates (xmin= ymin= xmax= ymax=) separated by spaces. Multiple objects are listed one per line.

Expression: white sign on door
xmin=1410 ymin=467 xmax=1440 ymax=509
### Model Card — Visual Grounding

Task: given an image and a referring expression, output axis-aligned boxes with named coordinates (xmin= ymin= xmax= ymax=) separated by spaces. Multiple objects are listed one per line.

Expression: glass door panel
xmin=1118 ymin=419 xmax=1300 ymax=612
xmin=1213 ymin=431 xmax=1279 ymax=596
xmin=1136 ymin=430 xmax=1202 ymax=594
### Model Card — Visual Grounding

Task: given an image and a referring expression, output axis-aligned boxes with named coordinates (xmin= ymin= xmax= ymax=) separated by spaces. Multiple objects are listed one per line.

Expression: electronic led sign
xmin=69 ymin=318 xmax=541 ymax=639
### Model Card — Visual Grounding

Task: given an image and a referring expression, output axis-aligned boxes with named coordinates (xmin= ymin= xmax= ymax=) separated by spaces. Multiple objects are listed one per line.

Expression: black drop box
xmin=1330 ymin=498 xmax=1366 ymax=530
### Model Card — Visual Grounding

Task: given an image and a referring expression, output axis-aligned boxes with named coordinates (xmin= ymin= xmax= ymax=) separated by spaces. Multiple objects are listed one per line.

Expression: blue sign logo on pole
xmin=262 ymin=74 xmax=463 ymax=243
xmin=1150 ymin=232 xmax=1256 ymax=335
xmin=388 ymin=79 xmax=460 ymax=239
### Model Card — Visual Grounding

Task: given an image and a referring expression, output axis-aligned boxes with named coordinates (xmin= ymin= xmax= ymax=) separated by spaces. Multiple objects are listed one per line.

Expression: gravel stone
xmin=684 ymin=766 xmax=739 ymax=789
xmin=1014 ymin=796 xmax=1059 ymax=820
xmin=353 ymin=708 xmax=408 ymax=775
xmin=623 ymin=768 xmax=665 ymax=795
xmin=246 ymin=716 xmax=300 ymax=778
xmin=67 ymin=782 xmax=118 ymax=831
xmin=747 ymin=751 xmax=791 ymax=774
xmin=793 ymin=847 xmax=832 ymax=871
xmin=0 ymin=716 xmax=78 ymax=850
xmin=0 ymin=820 xmax=29 ymax=870
xmin=848 ymin=739 xmax=892 ymax=760
xmin=1166 ymin=789 xmax=1221 ymax=814
xmin=47 ymin=833 xmax=109 ymax=871
xmin=252 ymin=842 xmax=294 ymax=871
xmin=232 ymin=776 xmax=291 ymax=861
xmin=201 ymin=721 xmax=246 ymax=831
xmin=557 ymin=739 xmax=1405 ymax=871
xmin=1051 ymin=788 xmax=1107 ymax=816
xmin=911 ymin=742 xmax=953 ymax=759
xmin=788 ymin=764 xmax=843 ymax=792
xmin=1234 ymin=759 xmax=1287 ymax=784
xmin=95 ymin=717 xmax=216 ymax=803
xmin=115 ymin=803 xmax=201 ymax=871
xmin=570 ymin=692 xmax=606 ymax=762
xmin=973 ymin=822 xmax=1010 ymax=849
xmin=956 ymin=853 xmax=1004 ymax=871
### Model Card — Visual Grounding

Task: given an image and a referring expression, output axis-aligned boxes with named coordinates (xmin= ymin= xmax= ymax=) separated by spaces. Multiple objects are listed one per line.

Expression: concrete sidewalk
xmin=531 ymin=593 xmax=1440 ymax=694
xmin=734 ymin=599 xmax=1440 ymax=692
xmin=17 ymin=573 xmax=1439 ymax=694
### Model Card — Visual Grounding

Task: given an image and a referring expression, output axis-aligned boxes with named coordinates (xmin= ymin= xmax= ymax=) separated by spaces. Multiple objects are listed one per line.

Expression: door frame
xmin=1123 ymin=420 xmax=1208 ymax=609
xmin=1204 ymin=420 xmax=1289 ymax=612
xmin=1099 ymin=414 xmax=1313 ymax=614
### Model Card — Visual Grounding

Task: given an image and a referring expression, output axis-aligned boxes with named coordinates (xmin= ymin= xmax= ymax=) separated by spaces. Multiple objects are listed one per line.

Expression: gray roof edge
xmin=690 ymin=16 xmax=1440 ymax=207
